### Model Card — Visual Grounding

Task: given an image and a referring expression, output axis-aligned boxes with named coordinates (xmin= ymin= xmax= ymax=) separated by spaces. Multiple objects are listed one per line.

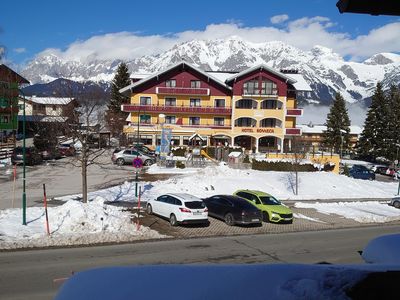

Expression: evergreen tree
xmin=386 ymin=85 xmax=400 ymax=161
xmin=358 ymin=82 xmax=390 ymax=160
xmin=323 ymin=92 xmax=351 ymax=154
xmin=107 ymin=62 xmax=131 ymax=138
xmin=109 ymin=62 xmax=130 ymax=113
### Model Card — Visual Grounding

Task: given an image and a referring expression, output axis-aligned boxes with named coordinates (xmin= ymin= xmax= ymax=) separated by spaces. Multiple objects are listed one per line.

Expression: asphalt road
xmin=1 ymin=225 xmax=400 ymax=300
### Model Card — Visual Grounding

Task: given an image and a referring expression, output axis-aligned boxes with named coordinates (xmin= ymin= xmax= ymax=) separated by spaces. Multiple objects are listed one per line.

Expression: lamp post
xmin=18 ymin=89 xmax=27 ymax=225
xmin=157 ymin=113 xmax=165 ymax=156
xmin=340 ymin=129 xmax=346 ymax=160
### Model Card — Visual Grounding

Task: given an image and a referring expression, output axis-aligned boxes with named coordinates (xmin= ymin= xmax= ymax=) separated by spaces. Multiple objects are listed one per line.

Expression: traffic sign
xmin=133 ymin=157 xmax=143 ymax=168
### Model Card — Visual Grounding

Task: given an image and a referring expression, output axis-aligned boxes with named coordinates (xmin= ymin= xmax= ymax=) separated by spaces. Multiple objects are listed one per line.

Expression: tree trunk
xmin=82 ymin=148 xmax=88 ymax=203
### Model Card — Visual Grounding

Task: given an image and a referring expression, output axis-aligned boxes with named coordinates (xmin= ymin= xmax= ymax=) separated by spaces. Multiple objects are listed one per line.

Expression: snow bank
xmin=0 ymin=197 xmax=166 ymax=250
xmin=295 ymin=201 xmax=400 ymax=223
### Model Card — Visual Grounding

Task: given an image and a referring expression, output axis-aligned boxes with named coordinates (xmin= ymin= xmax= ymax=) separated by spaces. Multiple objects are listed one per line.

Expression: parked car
xmin=11 ymin=147 xmax=43 ymax=165
xmin=371 ymin=165 xmax=389 ymax=175
xmin=202 ymin=195 xmax=262 ymax=226
xmin=58 ymin=143 xmax=76 ymax=157
xmin=132 ymin=144 xmax=156 ymax=156
xmin=349 ymin=165 xmax=376 ymax=180
xmin=40 ymin=148 xmax=62 ymax=160
xmin=112 ymin=148 xmax=155 ymax=166
xmin=146 ymin=193 xmax=208 ymax=226
xmin=234 ymin=190 xmax=293 ymax=223
xmin=389 ymin=196 xmax=400 ymax=209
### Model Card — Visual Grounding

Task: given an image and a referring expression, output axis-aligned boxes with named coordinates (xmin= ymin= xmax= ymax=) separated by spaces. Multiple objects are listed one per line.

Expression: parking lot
xmin=138 ymin=205 xmax=400 ymax=239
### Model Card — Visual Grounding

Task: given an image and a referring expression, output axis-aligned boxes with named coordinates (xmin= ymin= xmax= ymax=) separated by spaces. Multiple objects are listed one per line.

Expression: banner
xmin=160 ymin=128 xmax=172 ymax=158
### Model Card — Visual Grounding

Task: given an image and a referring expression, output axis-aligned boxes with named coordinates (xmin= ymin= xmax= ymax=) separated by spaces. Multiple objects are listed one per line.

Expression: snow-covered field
xmin=1 ymin=163 xmax=400 ymax=250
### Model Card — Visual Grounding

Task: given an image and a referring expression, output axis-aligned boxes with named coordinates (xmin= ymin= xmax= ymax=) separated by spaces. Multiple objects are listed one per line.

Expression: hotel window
xmin=140 ymin=114 xmax=151 ymax=124
xmin=190 ymin=80 xmax=201 ymax=88
xmin=52 ymin=105 xmax=57 ymax=111
xmin=243 ymin=79 xmax=259 ymax=95
xmin=165 ymin=97 xmax=176 ymax=106
xmin=214 ymin=117 xmax=224 ymax=126
xmin=261 ymin=80 xmax=277 ymax=95
xmin=166 ymin=79 xmax=176 ymax=87
xmin=165 ymin=116 xmax=176 ymax=124
xmin=140 ymin=96 xmax=151 ymax=106
xmin=190 ymin=98 xmax=201 ymax=107
xmin=189 ymin=116 xmax=200 ymax=125
xmin=261 ymin=99 xmax=277 ymax=109
xmin=214 ymin=99 xmax=225 ymax=107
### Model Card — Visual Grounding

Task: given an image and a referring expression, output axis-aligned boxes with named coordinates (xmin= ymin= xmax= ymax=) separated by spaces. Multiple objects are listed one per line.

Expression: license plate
xmin=193 ymin=212 xmax=202 ymax=215
xmin=252 ymin=219 xmax=259 ymax=222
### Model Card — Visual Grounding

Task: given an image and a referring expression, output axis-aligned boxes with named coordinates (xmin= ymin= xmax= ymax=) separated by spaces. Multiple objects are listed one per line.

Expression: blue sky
xmin=1 ymin=0 xmax=399 ymax=65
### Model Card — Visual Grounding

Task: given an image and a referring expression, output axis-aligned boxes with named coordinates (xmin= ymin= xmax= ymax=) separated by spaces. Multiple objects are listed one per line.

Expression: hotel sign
xmin=241 ymin=128 xmax=275 ymax=133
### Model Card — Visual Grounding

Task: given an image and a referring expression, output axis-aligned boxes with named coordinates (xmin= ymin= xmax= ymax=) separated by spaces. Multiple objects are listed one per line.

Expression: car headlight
xmin=271 ymin=212 xmax=279 ymax=217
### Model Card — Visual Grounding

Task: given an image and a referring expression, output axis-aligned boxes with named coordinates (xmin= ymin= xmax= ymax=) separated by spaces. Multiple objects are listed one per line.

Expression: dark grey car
xmin=111 ymin=149 xmax=155 ymax=166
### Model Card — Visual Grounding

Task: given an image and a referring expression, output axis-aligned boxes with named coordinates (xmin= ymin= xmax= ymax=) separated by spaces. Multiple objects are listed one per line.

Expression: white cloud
xmin=270 ymin=14 xmax=289 ymax=24
xmin=35 ymin=18 xmax=400 ymax=63
xmin=13 ymin=47 xmax=26 ymax=54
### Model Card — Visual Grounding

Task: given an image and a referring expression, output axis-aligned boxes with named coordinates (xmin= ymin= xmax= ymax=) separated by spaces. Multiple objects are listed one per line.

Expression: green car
xmin=233 ymin=190 xmax=293 ymax=223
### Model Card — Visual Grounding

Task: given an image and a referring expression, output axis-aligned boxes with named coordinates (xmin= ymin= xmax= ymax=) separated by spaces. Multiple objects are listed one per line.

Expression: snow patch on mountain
xmin=21 ymin=38 xmax=400 ymax=104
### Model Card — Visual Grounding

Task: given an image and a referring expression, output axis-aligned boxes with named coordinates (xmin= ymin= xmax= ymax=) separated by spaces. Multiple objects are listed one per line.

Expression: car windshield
xmin=259 ymin=196 xmax=281 ymax=205
xmin=185 ymin=201 xmax=205 ymax=209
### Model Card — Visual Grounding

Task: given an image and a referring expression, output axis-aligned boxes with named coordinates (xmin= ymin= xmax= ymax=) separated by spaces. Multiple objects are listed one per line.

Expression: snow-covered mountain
xmin=21 ymin=37 xmax=400 ymax=105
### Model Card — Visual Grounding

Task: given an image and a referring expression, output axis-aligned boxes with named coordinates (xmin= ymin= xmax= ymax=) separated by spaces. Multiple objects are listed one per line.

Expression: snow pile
xmin=295 ymin=201 xmax=400 ymax=223
xmin=0 ymin=197 xmax=166 ymax=250
xmin=362 ymin=234 xmax=400 ymax=264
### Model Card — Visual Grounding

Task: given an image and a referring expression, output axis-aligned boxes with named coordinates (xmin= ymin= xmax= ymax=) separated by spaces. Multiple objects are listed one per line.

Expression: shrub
xmin=176 ymin=161 xmax=186 ymax=169
xmin=252 ymin=160 xmax=316 ymax=172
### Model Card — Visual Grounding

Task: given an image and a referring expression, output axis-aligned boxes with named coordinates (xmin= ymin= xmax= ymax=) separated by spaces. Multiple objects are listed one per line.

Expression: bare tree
xmin=289 ymin=136 xmax=307 ymax=195
xmin=53 ymin=81 xmax=108 ymax=203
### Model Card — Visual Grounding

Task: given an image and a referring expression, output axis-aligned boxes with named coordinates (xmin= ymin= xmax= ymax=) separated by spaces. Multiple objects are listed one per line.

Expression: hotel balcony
xmin=285 ymin=128 xmax=302 ymax=136
xmin=286 ymin=108 xmax=303 ymax=117
xmin=156 ymin=87 xmax=210 ymax=96
xmin=121 ymin=104 xmax=232 ymax=115
xmin=242 ymin=89 xmax=278 ymax=97
xmin=123 ymin=123 xmax=231 ymax=131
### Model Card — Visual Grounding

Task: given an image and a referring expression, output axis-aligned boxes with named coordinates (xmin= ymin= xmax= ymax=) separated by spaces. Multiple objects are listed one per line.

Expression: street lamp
xmin=18 ymin=88 xmax=27 ymax=225
xmin=340 ymin=129 xmax=346 ymax=160
xmin=157 ymin=113 xmax=165 ymax=153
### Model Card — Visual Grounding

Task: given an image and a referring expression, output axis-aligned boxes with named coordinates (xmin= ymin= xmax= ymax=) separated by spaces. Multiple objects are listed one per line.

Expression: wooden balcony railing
xmin=156 ymin=87 xmax=210 ymax=96
xmin=286 ymin=108 xmax=303 ymax=116
xmin=121 ymin=104 xmax=232 ymax=115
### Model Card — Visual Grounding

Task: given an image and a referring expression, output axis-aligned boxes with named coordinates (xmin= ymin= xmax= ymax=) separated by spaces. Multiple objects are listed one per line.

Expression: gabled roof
xmin=119 ymin=61 xmax=231 ymax=94
xmin=25 ymin=96 xmax=74 ymax=105
xmin=0 ymin=64 xmax=30 ymax=84
xmin=225 ymin=64 xmax=297 ymax=85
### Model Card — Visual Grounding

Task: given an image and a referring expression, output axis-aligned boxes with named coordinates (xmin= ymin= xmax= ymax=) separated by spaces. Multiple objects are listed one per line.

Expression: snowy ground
xmin=0 ymin=197 xmax=165 ymax=250
xmin=1 ymin=163 xmax=400 ymax=250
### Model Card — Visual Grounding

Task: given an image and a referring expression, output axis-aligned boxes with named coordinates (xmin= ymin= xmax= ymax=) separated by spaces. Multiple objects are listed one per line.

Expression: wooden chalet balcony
xmin=242 ymin=88 xmax=278 ymax=97
xmin=156 ymin=87 xmax=210 ymax=96
xmin=286 ymin=108 xmax=303 ymax=116
xmin=121 ymin=104 xmax=232 ymax=115
xmin=285 ymin=128 xmax=302 ymax=136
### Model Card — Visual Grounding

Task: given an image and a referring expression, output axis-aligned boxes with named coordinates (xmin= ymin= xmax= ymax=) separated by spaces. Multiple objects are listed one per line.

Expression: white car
xmin=146 ymin=193 xmax=208 ymax=226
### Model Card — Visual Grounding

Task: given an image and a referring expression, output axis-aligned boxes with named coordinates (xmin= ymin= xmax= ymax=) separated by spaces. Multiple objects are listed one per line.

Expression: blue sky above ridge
xmin=1 ymin=0 xmax=399 ymax=65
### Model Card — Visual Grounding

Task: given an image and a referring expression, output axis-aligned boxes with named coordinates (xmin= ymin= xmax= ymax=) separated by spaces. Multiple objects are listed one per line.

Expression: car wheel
xmin=224 ymin=213 xmax=234 ymax=226
xmin=262 ymin=212 xmax=270 ymax=222
xmin=170 ymin=214 xmax=178 ymax=226
xmin=146 ymin=204 xmax=153 ymax=215
xmin=144 ymin=159 xmax=153 ymax=166
xmin=394 ymin=201 xmax=400 ymax=209
xmin=116 ymin=158 xmax=125 ymax=166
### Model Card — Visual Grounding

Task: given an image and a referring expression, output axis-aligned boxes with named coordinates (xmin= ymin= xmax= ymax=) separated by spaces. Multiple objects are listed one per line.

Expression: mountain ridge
xmin=21 ymin=37 xmax=400 ymax=105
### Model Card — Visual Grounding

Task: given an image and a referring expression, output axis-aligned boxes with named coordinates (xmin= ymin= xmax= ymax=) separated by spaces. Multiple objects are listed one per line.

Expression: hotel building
xmin=120 ymin=61 xmax=311 ymax=153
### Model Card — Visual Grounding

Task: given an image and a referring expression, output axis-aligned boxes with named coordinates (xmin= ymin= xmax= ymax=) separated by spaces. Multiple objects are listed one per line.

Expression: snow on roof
xmin=130 ymin=73 xmax=151 ymax=80
xmin=286 ymin=73 xmax=312 ymax=91
xmin=228 ymin=151 xmax=243 ymax=158
xmin=225 ymin=64 xmax=297 ymax=84
xmin=26 ymin=96 xmax=74 ymax=105
xmin=206 ymin=71 xmax=237 ymax=82
xmin=298 ymin=124 xmax=363 ymax=135
xmin=120 ymin=61 xmax=231 ymax=94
